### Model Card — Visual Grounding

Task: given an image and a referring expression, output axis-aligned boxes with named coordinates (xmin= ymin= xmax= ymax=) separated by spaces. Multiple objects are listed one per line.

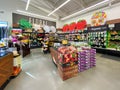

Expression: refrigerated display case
xmin=0 ymin=21 xmax=8 ymax=56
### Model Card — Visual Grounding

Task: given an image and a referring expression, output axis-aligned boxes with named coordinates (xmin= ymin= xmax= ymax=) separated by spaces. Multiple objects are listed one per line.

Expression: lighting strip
xmin=48 ymin=0 xmax=71 ymax=16
xmin=25 ymin=72 xmax=37 ymax=79
xmin=26 ymin=0 xmax=31 ymax=10
xmin=61 ymin=0 xmax=110 ymax=20
xmin=16 ymin=10 xmax=56 ymax=21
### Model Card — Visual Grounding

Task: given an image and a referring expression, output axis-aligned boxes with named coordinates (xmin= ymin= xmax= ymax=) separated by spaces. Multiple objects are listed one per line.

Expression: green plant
xmin=19 ymin=19 xmax=32 ymax=30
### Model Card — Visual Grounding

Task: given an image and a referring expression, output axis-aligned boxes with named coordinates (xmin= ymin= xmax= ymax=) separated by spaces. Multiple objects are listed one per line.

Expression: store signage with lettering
xmin=88 ymin=25 xmax=108 ymax=31
xmin=29 ymin=17 xmax=48 ymax=26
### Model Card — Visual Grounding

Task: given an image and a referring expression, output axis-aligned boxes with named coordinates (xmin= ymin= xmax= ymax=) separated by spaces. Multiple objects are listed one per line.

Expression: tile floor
xmin=5 ymin=49 xmax=120 ymax=90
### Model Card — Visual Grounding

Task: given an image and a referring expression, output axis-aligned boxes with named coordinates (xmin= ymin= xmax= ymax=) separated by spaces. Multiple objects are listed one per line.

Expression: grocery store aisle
xmin=5 ymin=49 xmax=120 ymax=90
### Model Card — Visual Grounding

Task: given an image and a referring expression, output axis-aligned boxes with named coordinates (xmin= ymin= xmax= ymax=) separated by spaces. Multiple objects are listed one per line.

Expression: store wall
xmin=0 ymin=0 xmax=57 ymax=27
xmin=0 ymin=10 xmax=12 ymax=26
xmin=61 ymin=2 xmax=120 ymax=27
xmin=13 ymin=13 xmax=56 ymax=27
xmin=0 ymin=0 xmax=26 ymax=27
xmin=56 ymin=17 xmax=63 ymax=28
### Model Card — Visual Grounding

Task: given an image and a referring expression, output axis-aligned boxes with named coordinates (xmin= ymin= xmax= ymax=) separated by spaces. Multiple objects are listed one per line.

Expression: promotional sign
xmin=88 ymin=25 xmax=108 ymax=31
xmin=12 ymin=13 xmax=56 ymax=28
xmin=69 ymin=22 xmax=76 ymax=31
xmin=76 ymin=20 xmax=87 ymax=30
xmin=63 ymin=24 xmax=69 ymax=32
xmin=91 ymin=11 xmax=107 ymax=26
xmin=12 ymin=29 xmax=22 ymax=33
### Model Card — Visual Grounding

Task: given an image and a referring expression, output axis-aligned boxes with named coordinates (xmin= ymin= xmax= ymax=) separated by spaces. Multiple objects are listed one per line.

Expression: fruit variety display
xmin=91 ymin=11 xmax=107 ymax=26
xmin=57 ymin=46 xmax=96 ymax=80
xmin=57 ymin=46 xmax=78 ymax=80
xmin=58 ymin=46 xmax=77 ymax=64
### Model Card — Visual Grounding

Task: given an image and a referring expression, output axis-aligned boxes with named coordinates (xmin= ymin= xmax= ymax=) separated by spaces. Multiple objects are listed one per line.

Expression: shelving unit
xmin=22 ymin=32 xmax=45 ymax=48
xmin=88 ymin=31 xmax=107 ymax=48
xmin=57 ymin=31 xmax=88 ymax=42
xmin=108 ymin=29 xmax=120 ymax=50
xmin=87 ymin=25 xmax=109 ymax=48
xmin=87 ymin=23 xmax=120 ymax=57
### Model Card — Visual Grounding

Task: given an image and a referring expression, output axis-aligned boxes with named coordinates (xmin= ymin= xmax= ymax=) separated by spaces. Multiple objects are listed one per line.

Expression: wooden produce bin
xmin=0 ymin=53 xmax=13 ymax=87
xmin=50 ymin=47 xmax=59 ymax=65
xmin=22 ymin=44 xmax=30 ymax=57
xmin=58 ymin=64 xmax=78 ymax=80
xmin=50 ymin=47 xmax=78 ymax=80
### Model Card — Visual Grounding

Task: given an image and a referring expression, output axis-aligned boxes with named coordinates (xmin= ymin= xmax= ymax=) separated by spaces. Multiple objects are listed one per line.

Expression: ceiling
xmin=20 ymin=0 xmax=120 ymax=20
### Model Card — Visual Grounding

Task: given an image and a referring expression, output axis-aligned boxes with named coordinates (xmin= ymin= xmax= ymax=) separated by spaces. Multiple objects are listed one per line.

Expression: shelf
xmin=14 ymin=54 xmax=21 ymax=58
xmin=87 ymin=29 xmax=107 ymax=32
xmin=110 ymin=39 xmax=120 ymax=41
xmin=111 ymin=34 xmax=120 ymax=36
xmin=93 ymin=47 xmax=120 ymax=51
xmin=107 ymin=48 xmax=119 ymax=51
xmin=93 ymin=47 xmax=120 ymax=57
xmin=57 ymin=31 xmax=87 ymax=35
xmin=37 ymin=32 xmax=48 ymax=34
xmin=22 ymin=32 xmax=32 ymax=33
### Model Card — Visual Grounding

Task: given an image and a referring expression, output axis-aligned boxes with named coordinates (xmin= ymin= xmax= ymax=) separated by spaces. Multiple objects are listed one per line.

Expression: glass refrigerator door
xmin=0 ymin=21 xmax=8 ymax=48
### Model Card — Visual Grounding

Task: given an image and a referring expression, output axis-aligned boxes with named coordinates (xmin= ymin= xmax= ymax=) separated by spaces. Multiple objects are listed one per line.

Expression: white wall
xmin=0 ymin=10 xmax=12 ymax=26
xmin=0 ymin=0 xmax=57 ymax=27
xmin=0 ymin=0 xmax=26 ymax=26
xmin=56 ymin=17 xmax=63 ymax=28
xmin=1 ymin=0 xmax=120 ymax=28
xmin=60 ymin=2 xmax=120 ymax=27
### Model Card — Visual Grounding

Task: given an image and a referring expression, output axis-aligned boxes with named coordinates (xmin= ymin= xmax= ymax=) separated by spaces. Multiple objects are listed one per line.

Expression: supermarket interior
xmin=0 ymin=0 xmax=120 ymax=90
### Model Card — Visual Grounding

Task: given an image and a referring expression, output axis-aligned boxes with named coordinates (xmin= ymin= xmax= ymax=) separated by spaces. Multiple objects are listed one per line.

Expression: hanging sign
xmin=91 ymin=11 xmax=107 ymax=26
xmin=12 ymin=29 xmax=22 ymax=33
xmin=63 ymin=24 xmax=69 ymax=32
xmin=69 ymin=22 xmax=76 ymax=31
xmin=76 ymin=20 xmax=87 ymax=30
xmin=88 ymin=25 xmax=108 ymax=31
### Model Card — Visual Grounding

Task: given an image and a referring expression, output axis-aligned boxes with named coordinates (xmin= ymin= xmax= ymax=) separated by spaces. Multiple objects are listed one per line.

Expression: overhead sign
xmin=91 ymin=11 xmax=107 ymax=26
xmin=88 ymin=25 xmax=108 ymax=31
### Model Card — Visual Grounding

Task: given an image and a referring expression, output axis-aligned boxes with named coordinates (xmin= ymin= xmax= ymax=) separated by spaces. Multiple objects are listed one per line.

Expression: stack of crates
xmin=78 ymin=48 xmax=96 ymax=72
xmin=90 ymin=49 xmax=96 ymax=67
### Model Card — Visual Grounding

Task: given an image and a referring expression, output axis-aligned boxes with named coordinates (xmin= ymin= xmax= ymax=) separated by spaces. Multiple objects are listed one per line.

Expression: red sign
xmin=76 ymin=20 xmax=87 ymax=30
xmin=63 ymin=24 xmax=69 ymax=32
xmin=69 ymin=22 xmax=76 ymax=31
xmin=12 ymin=29 xmax=22 ymax=33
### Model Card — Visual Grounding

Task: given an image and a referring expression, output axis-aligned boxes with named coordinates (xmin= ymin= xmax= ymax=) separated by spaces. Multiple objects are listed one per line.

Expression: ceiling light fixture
xmin=61 ymin=0 xmax=110 ymax=20
xmin=48 ymin=0 xmax=71 ymax=16
xmin=16 ymin=10 xmax=56 ymax=21
xmin=26 ymin=0 xmax=31 ymax=10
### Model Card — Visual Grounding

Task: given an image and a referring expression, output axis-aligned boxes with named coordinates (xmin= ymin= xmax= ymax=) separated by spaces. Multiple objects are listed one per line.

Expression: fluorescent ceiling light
xmin=61 ymin=0 xmax=110 ymax=20
xmin=26 ymin=0 xmax=31 ymax=10
xmin=16 ymin=10 xmax=56 ymax=21
xmin=48 ymin=0 xmax=71 ymax=16
xmin=31 ymin=3 xmax=58 ymax=17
